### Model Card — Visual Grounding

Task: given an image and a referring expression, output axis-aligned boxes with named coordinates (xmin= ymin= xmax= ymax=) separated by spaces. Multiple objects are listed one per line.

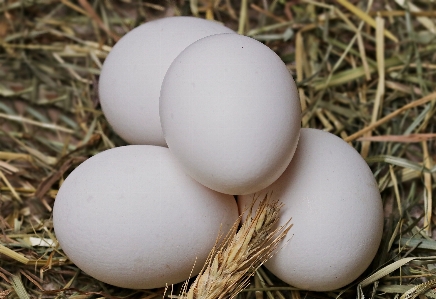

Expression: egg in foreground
xmin=238 ymin=128 xmax=384 ymax=291
xmin=160 ymin=33 xmax=301 ymax=195
xmin=53 ymin=145 xmax=238 ymax=289
xmin=98 ymin=16 xmax=235 ymax=146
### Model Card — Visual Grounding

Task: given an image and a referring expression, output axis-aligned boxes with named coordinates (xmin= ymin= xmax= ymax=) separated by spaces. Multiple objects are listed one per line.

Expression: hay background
xmin=0 ymin=0 xmax=435 ymax=298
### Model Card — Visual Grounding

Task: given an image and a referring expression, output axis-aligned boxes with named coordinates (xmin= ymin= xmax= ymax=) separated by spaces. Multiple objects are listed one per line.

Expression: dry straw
xmin=178 ymin=194 xmax=292 ymax=299
xmin=1 ymin=1 xmax=436 ymax=298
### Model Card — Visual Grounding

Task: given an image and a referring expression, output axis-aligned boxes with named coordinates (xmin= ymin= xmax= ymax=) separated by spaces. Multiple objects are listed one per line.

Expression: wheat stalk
xmin=179 ymin=194 xmax=292 ymax=299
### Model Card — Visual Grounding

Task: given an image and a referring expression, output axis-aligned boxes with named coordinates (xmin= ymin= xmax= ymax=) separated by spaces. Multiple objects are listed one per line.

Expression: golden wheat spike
xmin=180 ymin=194 xmax=292 ymax=299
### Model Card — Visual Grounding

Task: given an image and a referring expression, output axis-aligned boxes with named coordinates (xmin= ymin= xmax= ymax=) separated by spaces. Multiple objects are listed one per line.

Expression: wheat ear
xmin=180 ymin=194 xmax=292 ymax=299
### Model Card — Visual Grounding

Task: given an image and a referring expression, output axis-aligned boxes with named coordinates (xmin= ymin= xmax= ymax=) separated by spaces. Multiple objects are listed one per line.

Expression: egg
xmin=98 ymin=17 xmax=235 ymax=146
xmin=53 ymin=145 xmax=238 ymax=289
xmin=238 ymin=128 xmax=384 ymax=291
xmin=160 ymin=33 xmax=301 ymax=195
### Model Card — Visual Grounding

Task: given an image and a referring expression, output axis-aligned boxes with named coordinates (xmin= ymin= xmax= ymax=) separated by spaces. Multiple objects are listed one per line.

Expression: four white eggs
xmin=53 ymin=16 xmax=384 ymax=292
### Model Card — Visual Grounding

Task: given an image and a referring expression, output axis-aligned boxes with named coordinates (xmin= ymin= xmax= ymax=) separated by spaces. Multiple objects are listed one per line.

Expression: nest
xmin=0 ymin=1 xmax=436 ymax=298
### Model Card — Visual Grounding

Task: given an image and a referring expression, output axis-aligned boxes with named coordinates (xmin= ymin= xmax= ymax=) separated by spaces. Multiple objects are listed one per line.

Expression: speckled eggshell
xmin=98 ymin=17 xmax=235 ymax=146
xmin=53 ymin=145 xmax=238 ymax=289
xmin=160 ymin=33 xmax=301 ymax=195
xmin=238 ymin=128 xmax=384 ymax=291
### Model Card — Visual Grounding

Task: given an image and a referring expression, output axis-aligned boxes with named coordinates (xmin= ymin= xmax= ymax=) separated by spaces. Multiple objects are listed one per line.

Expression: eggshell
xmin=98 ymin=17 xmax=235 ymax=146
xmin=238 ymin=128 xmax=384 ymax=291
xmin=53 ymin=145 xmax=238 ymax=289
xmin=160 ymin=33 xmax=301 ymax=195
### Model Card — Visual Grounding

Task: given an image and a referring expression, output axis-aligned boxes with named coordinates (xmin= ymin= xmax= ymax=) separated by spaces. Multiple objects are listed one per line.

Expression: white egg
xmin=160 ymin=34 xmax=301 ymax=195
xmin=53 ymin=145 xmax=238 ymax=289
xmin=98 ymin=17 xmax=235 ymax=146
xmin=238 ymin=128 xmax=384 ymax=291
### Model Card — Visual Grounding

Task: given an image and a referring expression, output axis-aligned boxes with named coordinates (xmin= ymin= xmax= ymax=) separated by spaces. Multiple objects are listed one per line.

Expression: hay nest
xmin=0 ymin=1 xmax=435 ymax=298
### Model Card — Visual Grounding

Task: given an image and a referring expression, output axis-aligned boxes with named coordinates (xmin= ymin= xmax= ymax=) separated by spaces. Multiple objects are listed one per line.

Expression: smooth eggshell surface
xmin=238 ymin=128 xmax=384 ymax=291
xmin=160 ymin=34 xmax=301 ymax=195
xmin=98 ymin=17 xmax=235 ymax=146
xmin=53 ymin=145 xmax=238 ymax=289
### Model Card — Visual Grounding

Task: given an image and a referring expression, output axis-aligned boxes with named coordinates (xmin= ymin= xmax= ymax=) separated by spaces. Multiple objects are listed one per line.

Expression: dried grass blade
xmin=295 ymin=32 xmax=306 ymax=111
xmin=366 ymin=155 xmax=427 ymax=172
xmin=0 ymin=244 xmax=29 ymax=264
xmin=359 ymin=256 xmax=436 ymax=288
xmin=60 ymin=0 xmax=88 ymax=15
xmin=10 ymin=275 xmax=30 ymax=299
xmin=238 ymin=0 xmax=248 ymax=34
xmin=0 ymin=113 xmax=74 ymax=133
xmin=422 ymin=141 xmax=433 ymax=236
xmin=357 ymin=134 xmax=436 ymax=142
xmin=362 ymin=15 xmax=386 ymax=158
xmin=0 ymin=169 xmax=22 ymax=203
xmin=335 ymin=0 xmax=398 ymax=42
xmin=345 ymin=91 xmax=436 ymax=142
xmin=389 ymin=166 xmax=402 ymax=216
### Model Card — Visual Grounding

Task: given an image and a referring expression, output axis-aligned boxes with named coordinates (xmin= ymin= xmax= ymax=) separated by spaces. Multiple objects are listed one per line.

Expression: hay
xmin=0 ymin=0 xmax=435 ymax=298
